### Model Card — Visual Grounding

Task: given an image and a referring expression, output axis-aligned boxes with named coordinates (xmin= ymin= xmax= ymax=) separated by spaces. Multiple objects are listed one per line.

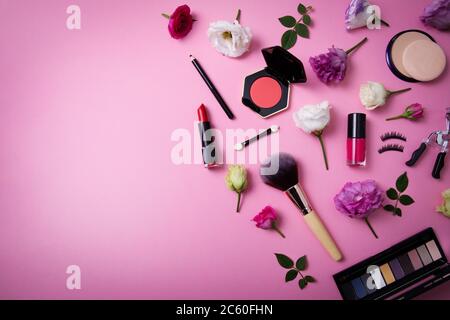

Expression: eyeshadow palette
xmin=242 ymin=46 xmax=307 ymax=118
xmin=334 ymin=228 xmax=450 ymax=300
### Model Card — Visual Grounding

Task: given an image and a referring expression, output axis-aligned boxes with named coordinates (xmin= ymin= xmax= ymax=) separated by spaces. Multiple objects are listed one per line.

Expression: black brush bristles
xmin=380 ymin=131 xmax=407 ymax=142
xmin=378 ymin=144 xmax=404 ymax=154
xmin=260 ymin=153 xmax=298 ymax=191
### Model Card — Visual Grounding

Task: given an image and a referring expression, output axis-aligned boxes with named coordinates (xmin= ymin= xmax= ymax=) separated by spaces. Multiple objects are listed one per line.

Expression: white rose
xmin=359 ymin=81 xmax=388 ymax=110
xmin=293 ymin=101 xmax=331 ymax=134
xmin=207 ymin=20 xmax=252 ymax=58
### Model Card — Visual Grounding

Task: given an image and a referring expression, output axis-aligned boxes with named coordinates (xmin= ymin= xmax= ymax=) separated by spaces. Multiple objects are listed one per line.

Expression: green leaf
xmin=285 ymin=270 xmax=298 ymax=282
xmin=394 ymin=207 xmax=402 ymax=217
xmin=275 ymin=253 xmax=294 ymax=269
xmin=399 ymin=195 xmax=415 ymax=206
xmin=303 ymin=14 xmax=312 ymax=26
xmin=383 ymin=204 xmax=395 ymax=212
xmin=294 ymin=23 xmax=309 ymax=38
xmin=297 ymin=3 xmax=307 ymax=14
xmin=299 ymin=278 xmax=308 ymax=289
xmin=296 ymin=255 xmax=307 ymax=271
xmin=278 ymin=15 xmax=297 ymax=28
xmin=281 ymin=30 xmax=297 ymax=50
xmin=396 ymin=172 xmax=409 ymax=193
xmin=386 ymin=188 xmax=399 ymax=200
xmin=305 ymin=275 xmax=316 ymax=283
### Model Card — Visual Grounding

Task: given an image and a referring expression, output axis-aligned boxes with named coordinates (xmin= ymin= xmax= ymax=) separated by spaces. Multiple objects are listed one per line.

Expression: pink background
xmin=0 ymin=0 xmax=449 ymax=300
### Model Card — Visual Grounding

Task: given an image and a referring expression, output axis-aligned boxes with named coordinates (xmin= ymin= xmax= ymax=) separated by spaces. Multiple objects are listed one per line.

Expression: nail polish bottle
xmin=347 ymin=113 xmax=366 ymax=166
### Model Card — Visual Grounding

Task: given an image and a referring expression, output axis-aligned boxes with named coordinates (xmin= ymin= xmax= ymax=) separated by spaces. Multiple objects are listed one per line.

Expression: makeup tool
xmin=234 ymin=125 xmax=279 ymax=151
xmin=406 ymin=108 xmax=450 ymax=179
xmin=347 ymin=113 xmax=366 ymax=167
xmin=334 ymin=228 xmax=450 ymax=300
xmin=378 ymin=144 xmax=404 ymax=154
xmin=242 ymin=46 xmax=307 ymax=118
xmin=260 ymin=153 xmax=342 ymax=261
xmin=380 ymin=131 xmax=407 ymax=142
xmin=197 ymin=104 xmax=218 ymax=168
xmin=190 ymin=55 xmax=235 ymax=120
xmin=386 ymin=30 xmax=447 ymax=82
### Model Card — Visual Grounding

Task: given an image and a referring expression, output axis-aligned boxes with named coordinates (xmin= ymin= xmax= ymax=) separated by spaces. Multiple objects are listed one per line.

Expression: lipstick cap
xmin=348 ymin=113 xmax=366 ymax=138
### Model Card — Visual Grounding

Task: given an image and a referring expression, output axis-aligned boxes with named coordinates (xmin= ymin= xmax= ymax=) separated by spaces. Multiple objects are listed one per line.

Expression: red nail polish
xmin=347 ymin=113 xmax=366 ymax=166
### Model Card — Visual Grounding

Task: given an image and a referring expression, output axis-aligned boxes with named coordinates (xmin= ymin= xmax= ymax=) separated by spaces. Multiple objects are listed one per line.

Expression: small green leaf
xmin=275 ymin=253 xmax=294 ymax=269
xmin=278 ymin=15 xmax=297 ymax=28
xmin=299 ymin=278 xmax=308 ymax=289
xmin=305 ymin=275 xmax=316 ymax=283
xmin=399 ymin=195 xmax=415 ymax=206
xmin=285 ymin=270 xmax=298 ymax=282
xmin=384 ymin=204 xmax=395 ymax=212
xmin=386 ymin=188 xmax=399 ymax=200
xmin=294 ymin=23 xmax=309 ymax=38
xmin=396 ymin=172 xmax=409 ymax=193
xmin=394 ymin=207 xmax=402 ymax=217
xmin=297 ymin=3 xmax=307 ymax=14
xmin=281 ymin=30 xmax=297 ymax=50
xmin=296 ymin=255 xmax=307 ymax=271
xmin=303 ymin=14 xmax=312 ymax=26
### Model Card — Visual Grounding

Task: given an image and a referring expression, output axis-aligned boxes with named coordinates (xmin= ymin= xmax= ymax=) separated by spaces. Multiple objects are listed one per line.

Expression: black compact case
xmin=333 ymin=228 xmax=450 ymax=300
xmin=242 ymin=46 xmax=307 ymax=118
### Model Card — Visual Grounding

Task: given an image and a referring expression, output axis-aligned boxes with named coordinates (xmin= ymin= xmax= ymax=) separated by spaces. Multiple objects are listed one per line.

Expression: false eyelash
xmin=380 ymin=131 xmax=407 ymax=142
xmin=378 ymin=144 xmax=404 ymax=154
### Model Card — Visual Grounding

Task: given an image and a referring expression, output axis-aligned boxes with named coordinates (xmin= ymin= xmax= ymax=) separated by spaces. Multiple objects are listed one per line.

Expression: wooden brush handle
xmin=304 ymin=211 xmax=343 ymax=262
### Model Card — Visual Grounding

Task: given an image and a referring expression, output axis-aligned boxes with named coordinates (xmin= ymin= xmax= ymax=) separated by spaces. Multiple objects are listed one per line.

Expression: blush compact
xmin=386 ymin=29 xmax=447 ymax=83
xmin=242 ymin=46 xmax=307 ymax=118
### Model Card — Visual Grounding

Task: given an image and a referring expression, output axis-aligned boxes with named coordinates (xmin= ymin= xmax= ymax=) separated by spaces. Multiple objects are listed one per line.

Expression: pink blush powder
xmin=250 ymin=76 xmax=282 ymax=108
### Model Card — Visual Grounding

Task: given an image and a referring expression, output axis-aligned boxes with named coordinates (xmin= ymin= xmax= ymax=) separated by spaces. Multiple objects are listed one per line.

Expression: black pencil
xmin=189 ymin=54 xmax=234 ymax=120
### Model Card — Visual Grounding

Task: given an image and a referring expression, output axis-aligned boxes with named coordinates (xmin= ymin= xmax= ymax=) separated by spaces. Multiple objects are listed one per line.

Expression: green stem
xmin=235 ymin=9 xmax=241 ymax=23
xmin=272 ymin=224 xmax=286 ymax=238
xmin=386 ymin=114 xmax=405 ymax=121
xmin=364 ymin=217 xmax=378 ymax=239
xmin=161 ymin=13 xmax=170 ymax=19
xmin=346 ymin=37 xmax=368 ymax=55
xmin=381 ymin=19 xmax=390 ymax=27
xmin=387 ymin=88 xmax=411 ymax=96
xmin=317 ymin=134 xmax=329 ymax=171
xmin=236 ymin=192 xmax=241 ymax=213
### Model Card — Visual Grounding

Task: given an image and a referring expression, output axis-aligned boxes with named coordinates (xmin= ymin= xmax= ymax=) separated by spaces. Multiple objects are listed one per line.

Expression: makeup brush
xmin=260 ymin=153 xmax=343 ymax=262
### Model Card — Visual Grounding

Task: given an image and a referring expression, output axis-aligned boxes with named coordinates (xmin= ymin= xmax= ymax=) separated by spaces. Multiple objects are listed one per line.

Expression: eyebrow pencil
xmin=190 ymin=54 xmax=235 ymax=120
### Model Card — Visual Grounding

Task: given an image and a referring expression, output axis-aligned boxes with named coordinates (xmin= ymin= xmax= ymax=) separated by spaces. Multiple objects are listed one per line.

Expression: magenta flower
xmin=309 ymin=37 xmax=367 ymax=84
xmin=386 ymin=103 xmax=425 ymax=121
xmin=420 ymin=0 xmax=450 ymax=31
xmin=345 ymin=0 xmax=390 ymax=30
xmin=162 ymin=5 xmax=194 ymax=39
xmin=252 ymin=206 xmax=285 ymax=238
xmin=334 ymin=180 xmax=384 ymax=238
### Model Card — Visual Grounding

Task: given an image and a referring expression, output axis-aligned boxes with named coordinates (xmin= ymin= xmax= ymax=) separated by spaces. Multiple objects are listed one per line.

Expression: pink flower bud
xmin=405 ymin=103 xmax=424 ymax=120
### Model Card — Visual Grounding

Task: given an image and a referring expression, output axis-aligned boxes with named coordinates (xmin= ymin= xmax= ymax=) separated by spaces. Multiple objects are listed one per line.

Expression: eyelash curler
xmin=406 ymin=108 xmax=450 ymax=179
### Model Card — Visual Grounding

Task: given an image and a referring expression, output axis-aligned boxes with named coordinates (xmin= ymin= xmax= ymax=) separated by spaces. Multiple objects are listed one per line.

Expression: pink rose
xmin=252 ymin=206 xmax=285 ymax=238
xmin=167 ymin=5 xmax=193 ymax=39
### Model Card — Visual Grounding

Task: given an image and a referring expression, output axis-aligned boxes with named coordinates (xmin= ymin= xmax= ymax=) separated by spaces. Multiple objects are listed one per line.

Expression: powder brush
xmin=260 ymin=153 xmax=343 ymax=261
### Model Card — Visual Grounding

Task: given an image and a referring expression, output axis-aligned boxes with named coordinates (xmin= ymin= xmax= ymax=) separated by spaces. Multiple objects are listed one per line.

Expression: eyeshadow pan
xmin=408 ymin=249 xmax=424 ymax=270
xmin=398 ymin=253 xmax=415 ymax=275
xmin=351 ymin=277 xmax=367 ymax=299
xmin=360 ymin=273 xmax=377 ymax=294
xmin=417 ymin=245 xmax=433 ymax=266
xmin=249 ymin=76 xmax=282 ymax=108
xmin=367 ymin=266 xmax=386 ymax=289
xmin=380 ymin=263 xmax=395 ymax=284
xmin=389 ymin=258 xmax=405 ymax=280
xmin=341 ymin=282 xmax=357 ymax=300
xmin=426 ymin=240 xmax=442 ymax=261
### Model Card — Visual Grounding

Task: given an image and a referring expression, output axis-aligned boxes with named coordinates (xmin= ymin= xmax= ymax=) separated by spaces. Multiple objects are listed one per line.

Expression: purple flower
xmin=309 ymin=47 xmax=348 ymax=84
xmin=420 ymin=0 xmax=450 ymax=31
xmin=334 ymin=180 xmax=383 ymax=238
xmin=345 ymin=0 xmax=370 ymax=30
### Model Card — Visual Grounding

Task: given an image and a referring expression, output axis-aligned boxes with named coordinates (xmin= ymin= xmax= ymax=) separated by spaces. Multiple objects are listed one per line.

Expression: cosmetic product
xmin=406 ymin=108 xmax=449 ymax=179
xmin=386 ymin=30 xmax=447 ymax=82
xmin=347 ymin=113 xmax=366 ymax=167
xmin=378 ymin=144 xmax=404 ymax=154
xmin=190 ymin=55 xmax=235 ymax=120
xmin=260 ymin=153 xmax=342 ymax=261
xmin=197 ymin=104 xmax=217 ymax=168
xmin=380 ymin=131 xmax=407 ymax=142
xmin=334 ymin=228 xmax=450 ymax=300
xmin=242 ymin=46 xmax=307 ymax=118
xmin=234 ymin=125 xmax=279 ymax=151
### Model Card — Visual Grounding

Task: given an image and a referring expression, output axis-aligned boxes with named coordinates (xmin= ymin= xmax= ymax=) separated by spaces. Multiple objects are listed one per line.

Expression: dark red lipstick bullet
xmin=197 ymin=104 xmax=217 ymax=168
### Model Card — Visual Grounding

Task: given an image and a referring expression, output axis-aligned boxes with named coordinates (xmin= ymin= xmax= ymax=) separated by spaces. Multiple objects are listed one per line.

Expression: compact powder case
xmin=386 ymin=29 xmax=447 ymax=83
xmin=242 ymin=46 xmax=307 ymax=118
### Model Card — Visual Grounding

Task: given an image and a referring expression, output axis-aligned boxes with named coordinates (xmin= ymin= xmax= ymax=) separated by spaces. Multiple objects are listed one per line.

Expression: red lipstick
xmin=197 ymin=104 xmax=217 ymax=168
